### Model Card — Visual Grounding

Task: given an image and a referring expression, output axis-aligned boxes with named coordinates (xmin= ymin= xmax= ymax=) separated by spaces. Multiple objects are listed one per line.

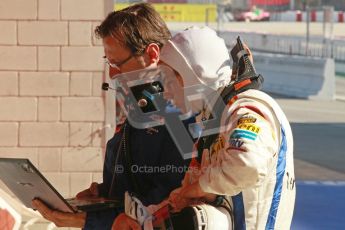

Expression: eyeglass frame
xmin=103 ymin=43 xmax=156 ymax=70
xmin=103 ymin=54 xmax=134 ymax=70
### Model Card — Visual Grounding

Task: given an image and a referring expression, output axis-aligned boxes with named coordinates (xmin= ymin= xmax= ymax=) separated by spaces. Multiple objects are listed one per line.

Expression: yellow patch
xmin=237 ymin=123 xmax=261 ymax=134
xmin=238 ymin=117 xmax=257 ymax=124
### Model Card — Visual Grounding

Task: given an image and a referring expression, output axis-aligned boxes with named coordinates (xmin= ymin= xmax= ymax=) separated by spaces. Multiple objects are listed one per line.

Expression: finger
xmin=76 ymin=183 xmax=98 ymax=198
xmin=168 ymin=200 xmax=176 ymax=210
xmin=168 ymin=194 xmax=178 ymax=206
xmin=33 ymin=199 xmax=81 ymax=228
xmin=76 ymin=188 xmax=91 ymax=198
xmin=32 ymin=200 xmax=55 ymax=220
xmin=89 ymin=182 xmax=99 ymax=196
xmin=32 ymin=199 xmax=39 ymax=209
xmin=169 ymin=197 xmax=184 ymax=212
xmin=168 ymin=191 xmax=176 ymax=200
xmin=32 ymin=199 xmax=49 ymax=212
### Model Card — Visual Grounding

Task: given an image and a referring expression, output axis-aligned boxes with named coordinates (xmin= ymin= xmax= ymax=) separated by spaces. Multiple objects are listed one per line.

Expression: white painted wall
xmin=253 ymin=52 xmax=335 ymax=100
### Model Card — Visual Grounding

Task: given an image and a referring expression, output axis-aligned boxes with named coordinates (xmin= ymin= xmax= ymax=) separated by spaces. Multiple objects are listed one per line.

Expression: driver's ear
xmin=145 ymin=43 xmax=160 ymax=65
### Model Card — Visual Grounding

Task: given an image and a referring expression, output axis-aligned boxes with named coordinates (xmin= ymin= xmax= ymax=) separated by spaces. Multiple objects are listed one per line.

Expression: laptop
xmin=0 ymin=158 xmax=121 ymax=213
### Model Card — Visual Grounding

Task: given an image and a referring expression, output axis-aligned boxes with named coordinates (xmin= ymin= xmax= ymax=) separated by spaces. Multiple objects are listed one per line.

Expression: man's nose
xmin=108 ymin=66 xmax=121 ymax=79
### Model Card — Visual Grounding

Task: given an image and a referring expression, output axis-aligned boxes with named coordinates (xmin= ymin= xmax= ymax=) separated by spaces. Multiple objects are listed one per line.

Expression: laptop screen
xmin=0 ymin=158 xmax=75 ymax=213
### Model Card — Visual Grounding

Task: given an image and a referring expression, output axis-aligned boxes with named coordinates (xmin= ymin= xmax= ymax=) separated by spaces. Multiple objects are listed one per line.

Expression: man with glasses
xmin=32 ymin=3 xmax=193 ymax=229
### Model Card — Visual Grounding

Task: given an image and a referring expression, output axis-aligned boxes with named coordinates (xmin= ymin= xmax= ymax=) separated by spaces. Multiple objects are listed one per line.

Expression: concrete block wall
xmin=0 ymin=0 xmax=114 ymax=200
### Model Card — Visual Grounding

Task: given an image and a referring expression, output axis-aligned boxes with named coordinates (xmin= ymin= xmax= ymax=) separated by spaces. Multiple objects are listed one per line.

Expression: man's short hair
xmin=95 ymin=3 xmax=171 ymax=55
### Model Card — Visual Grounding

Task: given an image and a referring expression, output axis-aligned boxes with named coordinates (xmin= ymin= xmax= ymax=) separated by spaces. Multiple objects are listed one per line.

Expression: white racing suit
xmin=125 ymin=88 xmax=295 ymax=230
xmin=194 ymin=89 xmax=295 ymax=230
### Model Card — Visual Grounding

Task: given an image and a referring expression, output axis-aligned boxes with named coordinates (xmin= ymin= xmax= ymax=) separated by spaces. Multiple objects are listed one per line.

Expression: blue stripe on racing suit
xmin=232 ymin=192 xmax=246 ymax=230
xmin=265 ymin=126 xmax=287 ymax=230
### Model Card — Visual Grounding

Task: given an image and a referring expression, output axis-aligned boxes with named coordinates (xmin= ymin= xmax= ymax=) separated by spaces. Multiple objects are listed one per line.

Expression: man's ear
xmin=145 ymin=43 xmax=160 ymax=64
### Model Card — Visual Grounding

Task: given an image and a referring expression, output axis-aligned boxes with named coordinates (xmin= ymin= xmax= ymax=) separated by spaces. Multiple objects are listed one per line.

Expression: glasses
xmin=103 ymin=54 xmax=134 ymax=70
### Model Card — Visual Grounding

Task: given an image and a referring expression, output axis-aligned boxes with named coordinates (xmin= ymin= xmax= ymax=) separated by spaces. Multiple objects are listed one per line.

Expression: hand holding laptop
xmin=31 ymin=182 xmax=112 ymax=228
xmin=32 ymin=199 xmax=86 ymax=228
xmin=31 ymin=181 xmax=103 ymax=228
xmin=0 ymin=158 xmax=122 ymax=229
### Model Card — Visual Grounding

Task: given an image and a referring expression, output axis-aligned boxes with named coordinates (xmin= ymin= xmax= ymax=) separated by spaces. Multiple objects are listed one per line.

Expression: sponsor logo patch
xmin=237 ymin=115 xmax=257 ymax=125
xmin=237 ymin=123 xmax=260 ymax=134
xmin=231 ymin=129 xmax=258 ymax=140
xmin=229 ymin=138 xmax=244 ymax=148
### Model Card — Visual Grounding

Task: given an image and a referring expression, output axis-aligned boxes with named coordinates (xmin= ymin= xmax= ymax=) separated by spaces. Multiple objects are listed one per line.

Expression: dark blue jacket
xmin=84 ymin=117 xmax=194 ymax=229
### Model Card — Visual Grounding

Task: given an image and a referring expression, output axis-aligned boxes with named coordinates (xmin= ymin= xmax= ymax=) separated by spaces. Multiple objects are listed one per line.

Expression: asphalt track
xmin=273 ymin=77 xmax=345 ymax=229
xmin=269 ymin=74 xmax=345 ymax=179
